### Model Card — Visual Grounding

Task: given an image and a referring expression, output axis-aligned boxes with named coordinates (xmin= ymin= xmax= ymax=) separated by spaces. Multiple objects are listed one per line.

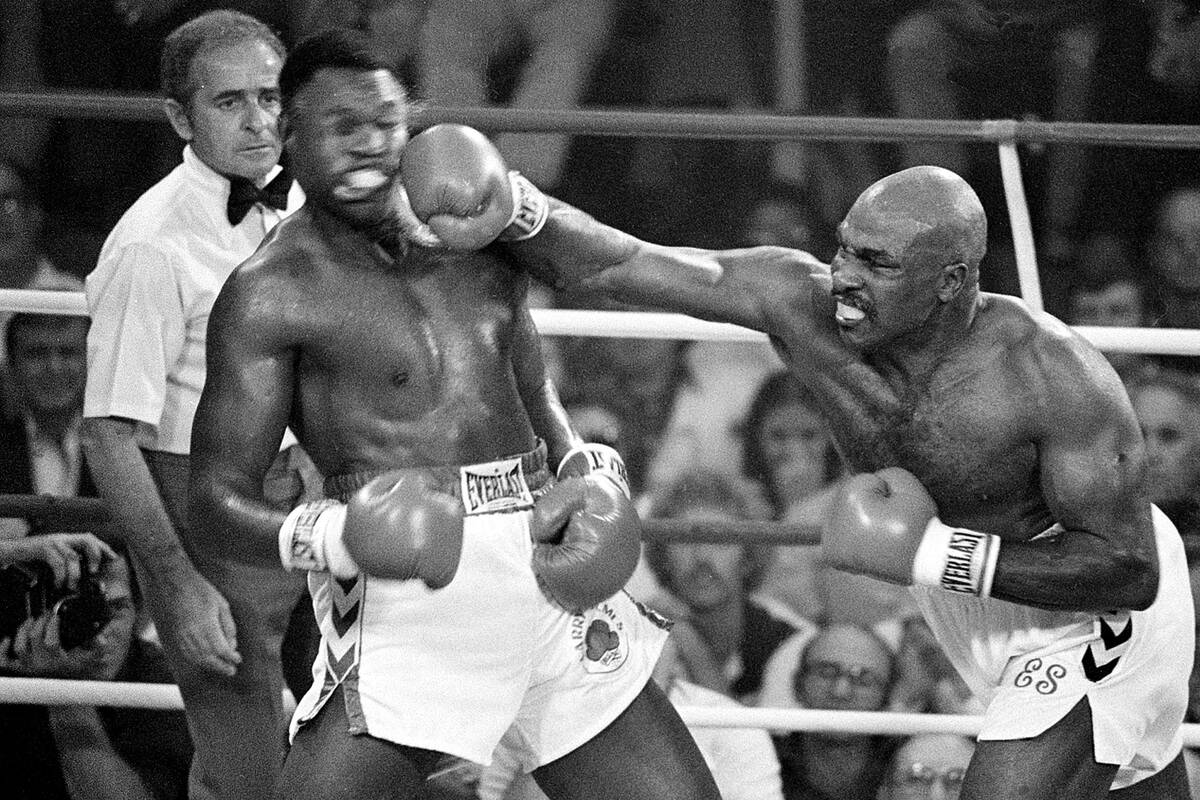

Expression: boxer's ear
xmin=163 ymin=98 xmax=193 ymax=142
xmin=936 ymin=261 xmax=967 ymax=302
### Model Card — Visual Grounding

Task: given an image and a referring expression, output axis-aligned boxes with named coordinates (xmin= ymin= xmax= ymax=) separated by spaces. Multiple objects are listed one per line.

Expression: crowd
xmin=0 ymin=1 xmax=1197 ymax=799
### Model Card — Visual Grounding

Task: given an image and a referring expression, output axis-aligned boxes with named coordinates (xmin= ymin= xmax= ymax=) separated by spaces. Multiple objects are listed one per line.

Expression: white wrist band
xmin=279 ymin=500 xmax=358 ymax=578
xmin=499 ymin=171 xmax=549 ymax=241
xmin=557 ymin=442 xmax=631 ymax=499
xmin=912 ymin=518 xmax=1001 ymax=597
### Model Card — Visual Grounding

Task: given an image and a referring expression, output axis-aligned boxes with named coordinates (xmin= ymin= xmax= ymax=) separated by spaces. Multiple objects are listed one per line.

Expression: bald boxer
xmin=188 ymin=30 xmax=719 ymax=800
xmin=467 ymin=165 xmax=1191 ymax=799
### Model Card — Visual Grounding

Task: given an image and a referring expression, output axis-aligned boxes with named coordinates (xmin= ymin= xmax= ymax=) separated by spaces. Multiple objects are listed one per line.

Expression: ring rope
xmin=997 ymin=139 xmax=1043 ymax=312
xmin=2 ymin=91 xmax=1200 ymax=148
xmin=7 ymin=289 xmax=1200 ymax=355
xmin=3 ymin=676 xmax=1198 ymax=747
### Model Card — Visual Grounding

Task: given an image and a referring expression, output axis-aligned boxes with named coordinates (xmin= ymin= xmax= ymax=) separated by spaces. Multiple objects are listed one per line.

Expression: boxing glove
xmin=556 ymin=442 xmax=631 ymax=500
xmin=279 ymin=470 xmax=464 ymax=589
xmin=823 ymin=467 xmax=1001 ymax=597
xmin=401 ymin=124 xmax=548 ymax=250
xmin=531 ymin=474 xmax=642 ymax=613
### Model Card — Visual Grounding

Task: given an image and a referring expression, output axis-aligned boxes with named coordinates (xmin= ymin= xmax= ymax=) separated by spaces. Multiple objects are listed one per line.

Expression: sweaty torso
xmin=768 ymin=290 xmax=1062 ymax=540
xmin=261 ymin=217 xmax=536 ymax=476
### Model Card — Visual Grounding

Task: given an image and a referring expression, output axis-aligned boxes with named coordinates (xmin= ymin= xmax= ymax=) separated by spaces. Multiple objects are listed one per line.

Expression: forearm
xmin=80 ymin=418 xmax=193 ymax=581
xmin=527 ymin=379 xmax=580 ymax=469
xmin=508 ymin=199 xmax=724 ymax=305
xmin=189 ymin=461 xmax=289 ymax=568
xmin=47 ymin=706 xmax=158 ymax=800
xmin=991 ymin=529 xmax=1158 ymax=612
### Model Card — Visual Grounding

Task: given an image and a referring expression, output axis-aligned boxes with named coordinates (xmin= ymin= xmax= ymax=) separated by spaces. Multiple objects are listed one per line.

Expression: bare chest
xmin=820 ymin=366 xmax=1040 ymax=522
xmin=298 ymin=258 xmax=518 ymax=406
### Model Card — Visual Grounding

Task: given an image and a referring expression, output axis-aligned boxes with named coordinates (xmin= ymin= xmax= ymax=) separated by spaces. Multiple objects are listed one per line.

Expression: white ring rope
xmin=7 ymin=289 xmax=1200 ymax=355
xmin=3 ymin=676 xmax=1197 ymax=747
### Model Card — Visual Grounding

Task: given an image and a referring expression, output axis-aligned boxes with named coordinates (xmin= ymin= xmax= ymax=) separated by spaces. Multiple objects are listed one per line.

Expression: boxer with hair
xmin=420 ymin=158 xmax=1191 ymax=798
xmin=188 ymin=29 xmax=718 ymax=800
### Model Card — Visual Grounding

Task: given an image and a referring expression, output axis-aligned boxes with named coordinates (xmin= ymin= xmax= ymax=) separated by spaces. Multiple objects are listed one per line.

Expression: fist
xmin=822 ymin=467 xmax=937 ymax=583
xmin=401 ymin=124 xmax=517 ymax=250
xmin=344 ymin=471 xmax=465 ymax=589
xmin=531 ymin=475 xmax=641 ymax=613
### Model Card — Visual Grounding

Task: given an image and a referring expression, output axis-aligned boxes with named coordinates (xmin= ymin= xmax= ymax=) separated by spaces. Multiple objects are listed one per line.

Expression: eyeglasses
xmin=895 ymin=763 xmax=966 ymax=793
xmin=801 ymin=660 xmax=887 ymax=691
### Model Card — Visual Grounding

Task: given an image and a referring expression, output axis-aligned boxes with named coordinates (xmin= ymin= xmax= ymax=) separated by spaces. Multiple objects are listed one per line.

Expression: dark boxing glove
xmin=279 ymin=470 xmax=464 ymax=589
xmin=823 ymin=467 xmax=1001 ymax=596
xmin=401 ymin=123 xmax=548 ymax=250
xmin=531 ymin=474 xmax=641 ymax=613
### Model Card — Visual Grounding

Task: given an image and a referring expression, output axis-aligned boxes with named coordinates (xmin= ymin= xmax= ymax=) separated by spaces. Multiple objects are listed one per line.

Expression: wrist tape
xmin=278 ymin=500 xmax=358 ymax=578
xmin=498 ymin=171 xmax=549 ymax=242
xmin=912 ymin=518 xmax=1000 ymax=597
xmin=557 ymin=442 xmax=631 ymax=499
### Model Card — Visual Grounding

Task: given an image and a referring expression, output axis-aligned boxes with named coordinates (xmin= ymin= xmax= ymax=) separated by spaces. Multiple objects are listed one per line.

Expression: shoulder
xmin=980 ymin=295 xmax=1134 ymax=427
xmin=213 ymin=215 xmax=321 ymax=331
xmin=106 ymin=165 xmax=198 ymax=242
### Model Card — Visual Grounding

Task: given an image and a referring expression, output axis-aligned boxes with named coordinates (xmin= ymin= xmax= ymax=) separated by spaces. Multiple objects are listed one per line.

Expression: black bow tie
xmin=226 ymin=167 xmax=292 ymax=226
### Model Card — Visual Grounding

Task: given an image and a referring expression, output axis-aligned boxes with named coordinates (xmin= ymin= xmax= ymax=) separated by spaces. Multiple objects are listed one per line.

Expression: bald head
xmin=851 ymin=166 xmax=988 ymax=272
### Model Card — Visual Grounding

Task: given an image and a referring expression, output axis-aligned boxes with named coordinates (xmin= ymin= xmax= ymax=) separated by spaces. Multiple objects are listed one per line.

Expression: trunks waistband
xmin=323 ymin=440 xmax=551 ymax=514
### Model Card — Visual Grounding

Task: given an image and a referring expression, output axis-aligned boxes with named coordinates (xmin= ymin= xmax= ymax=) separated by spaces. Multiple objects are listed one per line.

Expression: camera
xmin=0 ymin=560 xmax=113 ymax=650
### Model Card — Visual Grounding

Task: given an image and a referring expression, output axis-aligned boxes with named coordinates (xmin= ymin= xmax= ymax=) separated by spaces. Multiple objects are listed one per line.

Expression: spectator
xmin=0 ymin=0 xmax=50 ymax=173
xmin=557 ymin=331 xmax=691 ymax=497
xmin=885 ymin=1 xmax=1107 ymax=276
xmin=758 ymin=622 xmax=900 ymax=800
xmin=1127 ymin=369 xmax=1200 ymax=539
xmin=643 ymin=470 xmax=807 ymax=701
xmin=0 ymin=531 xmax=190 ymax=799
xmin=0 ymin=312 xmax=92 ymax=536
xmin=735 ymin=371 xmax=839 ymax=623
xmin=886 ymin=614 xmax=980 ymax=717
xmin=1148 ymin=0 xmax=1200 ymax=89
xmin=0 ymin=162 xmax=86 ymax=419
xmin=878 ymin=733 xmax=975 ymax=800
xmin=0 ymin=160 xmax=83 ymax=356
xmin=1061 ymin=231 xmax=1156 ymax=382
xmin=80 ymin=11 xmax=318 ymax=800
xmin=1147 ymin=186 xmax=1200 ymax=343
xmin=740 ymin=184 xmax=832 ymax=257
xmin=415 ymin=0 xmax=616 ymax=191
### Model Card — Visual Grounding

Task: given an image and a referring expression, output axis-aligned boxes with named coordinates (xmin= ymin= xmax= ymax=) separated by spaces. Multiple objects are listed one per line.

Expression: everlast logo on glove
xmin=460 ymin=458 xmax=534 ymax=515
xmin=941 ymin=530 xmax=994 ymax=594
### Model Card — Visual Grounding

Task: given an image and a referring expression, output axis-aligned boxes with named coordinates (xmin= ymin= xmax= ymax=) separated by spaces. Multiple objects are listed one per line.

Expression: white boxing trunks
xmin=911 ymin=505 xmax=1192 ymax=790
xmin=290 ymin=443 xmax=670 ymax=768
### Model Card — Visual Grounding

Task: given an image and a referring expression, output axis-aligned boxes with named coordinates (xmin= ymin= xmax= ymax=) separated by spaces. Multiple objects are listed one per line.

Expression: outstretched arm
xmin=399 ymin=123 xmax=830 ymax=338
xmin=508 ymin=197 xmax=829 ymax=337
xmin=189 ymin=271 xmax=296 ymax=569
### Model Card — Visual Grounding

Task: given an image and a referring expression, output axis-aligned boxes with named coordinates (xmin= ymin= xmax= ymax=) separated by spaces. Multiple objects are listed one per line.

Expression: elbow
xmin=1113 ymin=547 xmax=1159 ymax=612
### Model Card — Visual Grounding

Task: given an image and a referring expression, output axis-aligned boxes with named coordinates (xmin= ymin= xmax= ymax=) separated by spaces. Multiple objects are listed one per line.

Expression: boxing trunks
xmin=290 ymin=442 xmax=670 ymax=767
xmin=911 ymin=505 xmax=1192 ymax=789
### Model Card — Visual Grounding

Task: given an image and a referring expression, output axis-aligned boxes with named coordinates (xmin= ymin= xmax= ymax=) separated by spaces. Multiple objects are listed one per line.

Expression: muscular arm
xmin=991 ymin=349 xmax=1158 ymax=612
xmin=188 ymin=272 xmax=295 ymax=568
xmin=508 ymin=199 xmax=830 ymax=337
xmin=510 ymin=299 xmax=579 ymax=467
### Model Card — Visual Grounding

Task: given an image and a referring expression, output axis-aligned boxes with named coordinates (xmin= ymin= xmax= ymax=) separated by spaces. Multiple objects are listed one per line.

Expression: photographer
xmin=0 ymin=525 xmax=191 ymax=800
xmin=0 ymin=309 xmax=191 ymax=799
